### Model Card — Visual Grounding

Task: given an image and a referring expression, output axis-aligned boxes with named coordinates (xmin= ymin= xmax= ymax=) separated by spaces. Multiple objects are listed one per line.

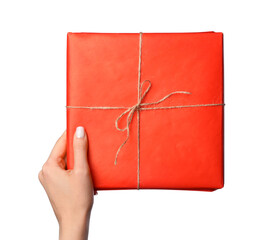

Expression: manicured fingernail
xmin=76 ymin=126 xmax=85 ymax=138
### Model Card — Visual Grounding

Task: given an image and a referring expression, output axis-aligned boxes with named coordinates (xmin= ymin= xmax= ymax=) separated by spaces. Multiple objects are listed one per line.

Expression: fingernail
xmin=76 ymin=126 xmax=85 ymax=138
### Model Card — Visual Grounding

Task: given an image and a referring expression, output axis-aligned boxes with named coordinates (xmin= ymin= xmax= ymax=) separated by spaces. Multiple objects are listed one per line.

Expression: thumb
xmin=73 ymin=126 xmax=89 ymax=170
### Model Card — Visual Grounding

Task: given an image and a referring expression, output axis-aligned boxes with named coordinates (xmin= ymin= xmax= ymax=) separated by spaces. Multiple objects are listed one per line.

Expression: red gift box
xmin=66 ymin=31 xmax=224 ymax=191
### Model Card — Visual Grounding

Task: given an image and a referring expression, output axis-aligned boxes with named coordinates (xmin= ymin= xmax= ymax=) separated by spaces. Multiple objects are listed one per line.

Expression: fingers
xmin=73 ymin=126 xmax=89 ymax=170
xmin=48 ymin=130 xmax=67 ymax=165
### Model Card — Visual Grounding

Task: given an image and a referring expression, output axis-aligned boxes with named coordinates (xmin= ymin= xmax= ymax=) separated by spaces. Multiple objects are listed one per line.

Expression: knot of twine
xmin=114 ymin=79 xmax=191 ymax=165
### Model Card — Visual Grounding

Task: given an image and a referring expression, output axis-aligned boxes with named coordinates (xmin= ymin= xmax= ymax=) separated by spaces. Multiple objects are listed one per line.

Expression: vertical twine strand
xmin=137 ymin=32 xmax=143 ymax=189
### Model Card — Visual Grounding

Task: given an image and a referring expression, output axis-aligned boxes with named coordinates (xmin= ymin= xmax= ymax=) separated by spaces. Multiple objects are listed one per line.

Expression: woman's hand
xmin=38 ymin=127 xmax=94 ymax=240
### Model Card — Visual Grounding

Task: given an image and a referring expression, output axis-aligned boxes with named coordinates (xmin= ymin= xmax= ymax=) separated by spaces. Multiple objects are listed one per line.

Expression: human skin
xmin=38 ymin=126 xmax=94 ymax=240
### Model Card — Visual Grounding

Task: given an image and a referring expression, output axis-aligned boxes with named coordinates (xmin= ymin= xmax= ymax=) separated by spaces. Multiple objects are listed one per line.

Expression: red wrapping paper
xmin=66 ymin=31 xmax=224 ymax=191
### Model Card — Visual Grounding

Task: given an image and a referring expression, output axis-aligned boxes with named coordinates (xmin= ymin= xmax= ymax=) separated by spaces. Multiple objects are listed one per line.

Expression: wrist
xmin=59 ymin=211 xmax=91 ymax=240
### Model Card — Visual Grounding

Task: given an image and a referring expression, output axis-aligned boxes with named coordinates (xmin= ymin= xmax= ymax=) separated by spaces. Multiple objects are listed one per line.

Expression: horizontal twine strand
xmin=66 ymin=103 xmax=225 ymax=111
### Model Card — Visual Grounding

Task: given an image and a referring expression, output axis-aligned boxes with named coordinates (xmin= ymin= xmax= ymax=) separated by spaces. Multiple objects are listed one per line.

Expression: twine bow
xmin=114 ymin=79 xmax=191 ymax=165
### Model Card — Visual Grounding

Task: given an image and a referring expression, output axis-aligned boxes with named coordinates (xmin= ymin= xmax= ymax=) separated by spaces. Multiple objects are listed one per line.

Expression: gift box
xmin=66 ymin=31 xmax=224 ymax=191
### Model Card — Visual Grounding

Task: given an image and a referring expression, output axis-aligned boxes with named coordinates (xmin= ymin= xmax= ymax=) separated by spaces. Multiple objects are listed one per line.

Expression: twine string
xmin=136 ymin=32 xmax=142 ymax=189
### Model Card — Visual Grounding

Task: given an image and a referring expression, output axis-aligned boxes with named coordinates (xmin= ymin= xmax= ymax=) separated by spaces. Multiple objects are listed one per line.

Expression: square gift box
xmin=66 ymin=31 xmax=224 ymax=191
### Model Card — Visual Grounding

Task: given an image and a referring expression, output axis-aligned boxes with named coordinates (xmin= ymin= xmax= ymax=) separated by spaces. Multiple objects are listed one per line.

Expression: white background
xmin=0 ymin=0 xmax=275 ymax=239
